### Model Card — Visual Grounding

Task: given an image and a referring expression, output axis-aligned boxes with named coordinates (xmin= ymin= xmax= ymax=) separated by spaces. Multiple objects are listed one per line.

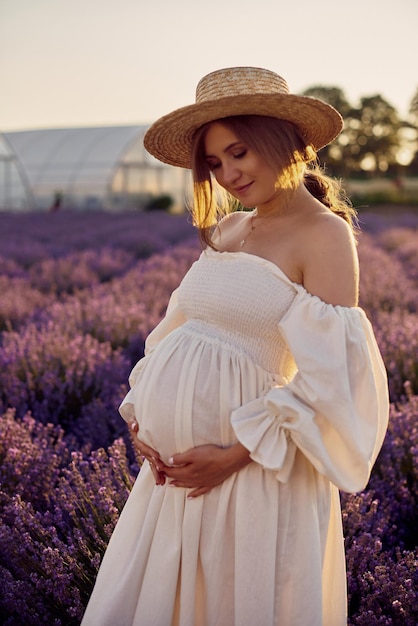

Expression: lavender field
xmin=0 ymin=209 xmax=417 ymax=625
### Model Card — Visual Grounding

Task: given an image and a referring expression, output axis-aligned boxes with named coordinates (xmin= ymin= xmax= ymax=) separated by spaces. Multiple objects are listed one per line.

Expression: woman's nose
xmin=222 ymin=162 xmax=240 ymax=185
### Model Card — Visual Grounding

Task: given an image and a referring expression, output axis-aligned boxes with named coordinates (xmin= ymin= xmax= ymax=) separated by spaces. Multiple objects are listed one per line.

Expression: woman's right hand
xmin=128 ymin=419 xmax=166 ymax=486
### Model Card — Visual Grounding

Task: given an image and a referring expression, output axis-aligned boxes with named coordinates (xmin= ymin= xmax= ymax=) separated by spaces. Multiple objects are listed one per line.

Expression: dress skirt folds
xmin=81 ymin=249 xmax=389 ymax=626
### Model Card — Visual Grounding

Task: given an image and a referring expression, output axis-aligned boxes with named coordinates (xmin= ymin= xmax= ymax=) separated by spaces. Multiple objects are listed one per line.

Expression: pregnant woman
xmin=81 ymin=67 xmax=389 ymax=626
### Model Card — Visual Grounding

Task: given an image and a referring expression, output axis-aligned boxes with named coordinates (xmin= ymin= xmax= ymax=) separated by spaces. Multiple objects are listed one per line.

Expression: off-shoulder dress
xmin=82 ymin=248 xmax=389 ymax=626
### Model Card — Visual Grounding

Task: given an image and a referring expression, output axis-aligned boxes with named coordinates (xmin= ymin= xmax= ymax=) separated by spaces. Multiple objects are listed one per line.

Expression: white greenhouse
xmin=0 ymin=133 xmax=34 ymax=211
xmin=2 ymin=126 xmax=190 ymax=212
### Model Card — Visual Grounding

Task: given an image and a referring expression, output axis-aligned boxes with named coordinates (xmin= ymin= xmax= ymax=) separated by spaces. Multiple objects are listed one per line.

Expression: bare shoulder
xmin=300 ymin=210 xmax=359 ymax=307
xmin=308 ymin=210 xmax=357 ymax=252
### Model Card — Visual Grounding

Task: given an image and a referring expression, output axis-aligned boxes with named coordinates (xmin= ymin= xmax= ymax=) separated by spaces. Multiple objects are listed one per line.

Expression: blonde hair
xmin=190 ymin=115 xmax=356 ymax=248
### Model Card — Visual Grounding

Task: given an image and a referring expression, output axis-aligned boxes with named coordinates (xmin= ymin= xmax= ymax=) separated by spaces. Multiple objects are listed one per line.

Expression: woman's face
xmin=203 ymin=121 xmax=280 ymax=208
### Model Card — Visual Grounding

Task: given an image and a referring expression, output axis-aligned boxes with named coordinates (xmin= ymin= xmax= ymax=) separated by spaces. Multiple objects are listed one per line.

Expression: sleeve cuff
xmin=231 ymin=394 xmax=297 ymax=483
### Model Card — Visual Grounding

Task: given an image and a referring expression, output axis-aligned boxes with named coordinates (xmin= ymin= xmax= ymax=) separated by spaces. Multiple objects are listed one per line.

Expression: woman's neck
xmin=255 ymin=183 xmax=307 ymax=220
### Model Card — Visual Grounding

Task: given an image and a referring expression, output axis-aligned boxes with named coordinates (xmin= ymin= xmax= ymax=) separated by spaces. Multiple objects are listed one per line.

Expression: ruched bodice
xmin=178 ymin=249 xmax=298 ymax=376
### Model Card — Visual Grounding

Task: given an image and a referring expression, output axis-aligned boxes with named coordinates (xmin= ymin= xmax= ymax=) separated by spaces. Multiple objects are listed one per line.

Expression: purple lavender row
xmin=0 ymin=210 xmax=417 ymax=624
xmin=1 ymin=396 xmax=416 ymax=625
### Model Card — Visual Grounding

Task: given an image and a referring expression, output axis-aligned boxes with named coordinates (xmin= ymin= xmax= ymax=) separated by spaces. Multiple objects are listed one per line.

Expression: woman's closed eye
xmin=206 ymin=150 xmax=247 ymax=171
xmin=232 ymin=150 xmax=247 ymax=160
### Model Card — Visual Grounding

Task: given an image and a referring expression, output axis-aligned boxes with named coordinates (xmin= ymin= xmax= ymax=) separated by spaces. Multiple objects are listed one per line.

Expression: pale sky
xmin=1 ymin=0 xmax=417 ymax=132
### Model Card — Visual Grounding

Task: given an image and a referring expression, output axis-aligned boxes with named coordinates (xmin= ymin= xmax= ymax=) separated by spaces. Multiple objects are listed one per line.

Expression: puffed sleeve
xmin=119 ymin=288 xmax=186 ymax=422
xmin=230 ymin=289 xmax=389 ymax=493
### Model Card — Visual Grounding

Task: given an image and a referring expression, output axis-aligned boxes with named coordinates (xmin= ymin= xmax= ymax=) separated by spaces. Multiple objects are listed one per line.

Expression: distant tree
xmin=341 ymin=95 xmax=402 ymax=176
xmin=301 ymin=86 xmax=352 ymax=177
xmin=409 ymin=86 xmax=418 ymax=127
xmin=356 ymin=95 xmax=400 ymax=173
xmin=302 ymin=87 xmax=410 ymax=177
xmin=406 ymin=87 xmax=418 ymax=174
xmin=302 ymin=85 xmax=352 ymax=117
xmin=302 ymin=85 xmax=351 ymax=117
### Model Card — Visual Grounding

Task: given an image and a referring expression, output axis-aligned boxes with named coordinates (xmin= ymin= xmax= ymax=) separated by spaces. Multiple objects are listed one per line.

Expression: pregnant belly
xmin=129 ymin=323 xmax=278 ymax=462
xmin=131 ymin=336 xmax=238 ymax=462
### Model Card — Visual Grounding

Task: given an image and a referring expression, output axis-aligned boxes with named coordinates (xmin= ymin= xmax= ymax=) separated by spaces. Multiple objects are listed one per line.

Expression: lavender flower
xmin=0 ymin=409 xmax=137 ymax=624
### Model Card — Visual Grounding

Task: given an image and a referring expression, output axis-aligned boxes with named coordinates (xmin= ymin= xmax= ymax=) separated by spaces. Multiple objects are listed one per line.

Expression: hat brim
xmin=144 ymin=93 xmax=343 ymax=169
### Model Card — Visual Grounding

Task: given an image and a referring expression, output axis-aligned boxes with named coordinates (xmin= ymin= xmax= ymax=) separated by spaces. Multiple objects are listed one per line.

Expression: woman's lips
xmin=234 ymin=182 xmax=253 ymax=194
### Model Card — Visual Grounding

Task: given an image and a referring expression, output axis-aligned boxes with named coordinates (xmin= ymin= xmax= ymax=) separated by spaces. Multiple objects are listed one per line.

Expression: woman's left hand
xmin=128 ymin=419 xmax=166 ymax=486
xmin=161 ymin=442 xmax=251 ymax=498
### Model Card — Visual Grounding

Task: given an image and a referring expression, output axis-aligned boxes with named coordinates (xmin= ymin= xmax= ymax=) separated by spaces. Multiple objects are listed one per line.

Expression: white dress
xmin=82 ymin=249 xmax=389 ymax=626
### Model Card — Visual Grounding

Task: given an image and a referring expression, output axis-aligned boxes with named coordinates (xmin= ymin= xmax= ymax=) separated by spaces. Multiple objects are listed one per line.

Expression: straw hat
xmin=144 ymin=67 xmax=343 ymax=169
